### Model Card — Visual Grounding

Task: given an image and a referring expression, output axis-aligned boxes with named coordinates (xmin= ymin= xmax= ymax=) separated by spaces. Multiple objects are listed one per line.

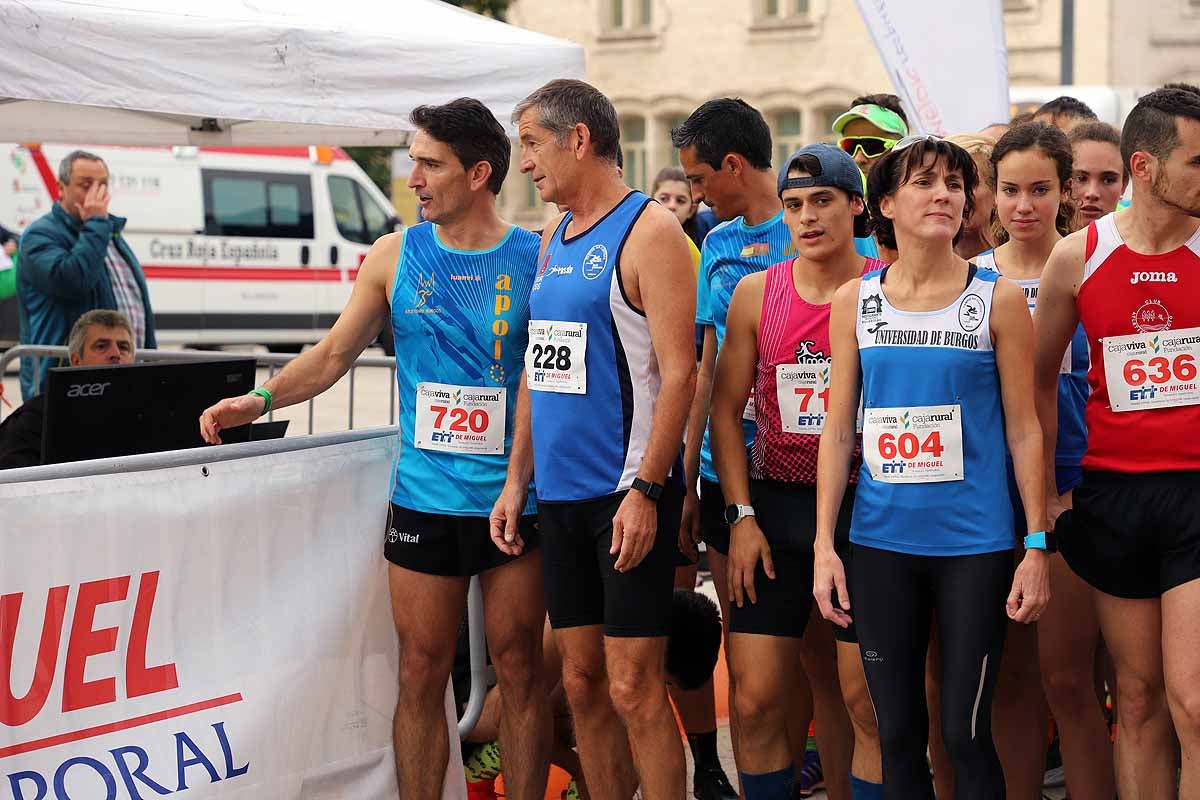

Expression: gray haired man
xmin=17 ymin=150 xmax=155 ymax=400
xmin=0 ymin=309 xmax=135 ymax=469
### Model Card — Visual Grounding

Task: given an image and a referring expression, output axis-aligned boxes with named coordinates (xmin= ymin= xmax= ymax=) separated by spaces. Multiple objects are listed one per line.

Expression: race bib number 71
xmin=1102 ymin=327 xmax=1200 ymax=412
xmin=863 ymin=404 xmax=964 ymax=483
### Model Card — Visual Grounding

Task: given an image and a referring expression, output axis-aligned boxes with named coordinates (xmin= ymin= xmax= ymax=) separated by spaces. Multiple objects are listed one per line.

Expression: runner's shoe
xmin=797 ymin=749 xmax=824 ymax=798
xmin=694 ymin=765 xmax=739 ymax=800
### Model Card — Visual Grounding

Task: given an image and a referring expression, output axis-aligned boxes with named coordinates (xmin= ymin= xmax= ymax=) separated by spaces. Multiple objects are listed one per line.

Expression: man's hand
xmin=678 ymin=488 xmax=702 ymax=562
xmin=1007 ymin=548 xmax=1051 ymax=623
xmin=79 ymin=182 xmax=110 ymax=222
xmin=489 ymin=482 xmax=529 ymax=557
xmin=728 ymin=518 xmax=773 ymax=608
xmin=199 ymin=393 xmax=266 ymax=444
xmin=814 ymin=546 xmax=852 ymax=629
xmin=611 ymin=490 xmax=658 ymax=572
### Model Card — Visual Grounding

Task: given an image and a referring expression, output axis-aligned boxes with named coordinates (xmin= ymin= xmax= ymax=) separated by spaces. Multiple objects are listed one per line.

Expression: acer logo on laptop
xmin=66 ymin=381 xmax=111 ymax=398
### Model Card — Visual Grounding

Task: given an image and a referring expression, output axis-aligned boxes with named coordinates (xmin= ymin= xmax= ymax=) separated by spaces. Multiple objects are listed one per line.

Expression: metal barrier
xmin=0 ymin=345 xmax=398 ymax=433
xmin=0 ymin=426 xmax=489 ymax=741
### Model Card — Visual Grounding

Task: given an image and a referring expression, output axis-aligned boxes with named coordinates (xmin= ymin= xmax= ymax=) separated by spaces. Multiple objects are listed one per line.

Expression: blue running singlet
xmin=527 ymin=191 xmax=681 ymax=502
xmin=974 ymin=250 xmax=1088 ymax=467
xmin=852 ymin=265 xmax=1012 ymax=556
xmin=696 ymin=211 xmax=793 ymax=483
xmin=389 ymin=222 xmax=539 ymax=516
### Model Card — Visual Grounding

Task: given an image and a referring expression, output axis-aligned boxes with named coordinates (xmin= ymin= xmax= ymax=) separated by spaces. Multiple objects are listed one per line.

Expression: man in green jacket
xmin=17 ymin=150 xmax=156 ymax=399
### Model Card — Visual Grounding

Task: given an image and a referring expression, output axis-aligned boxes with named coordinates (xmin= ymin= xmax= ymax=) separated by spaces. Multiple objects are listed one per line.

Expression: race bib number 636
xmin=1102 ymin=328 xmax=1200 ymax=412
xmin=863 ymin=404 xmax=964 ymax=483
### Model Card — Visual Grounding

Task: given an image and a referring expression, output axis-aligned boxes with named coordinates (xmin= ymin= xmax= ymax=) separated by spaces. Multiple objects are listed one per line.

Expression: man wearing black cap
xmin=711 ymin=144 xmax=886 ymax=800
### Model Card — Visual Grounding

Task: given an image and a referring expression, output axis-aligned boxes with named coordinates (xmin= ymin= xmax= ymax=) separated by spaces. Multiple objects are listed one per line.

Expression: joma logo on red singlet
xmin=1130 ymin=271 xmax=1178 ymax=285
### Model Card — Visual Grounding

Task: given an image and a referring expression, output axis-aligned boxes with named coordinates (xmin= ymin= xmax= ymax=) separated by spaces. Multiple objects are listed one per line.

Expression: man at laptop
xmin=0 ymin=309 xmax=133 ymax=469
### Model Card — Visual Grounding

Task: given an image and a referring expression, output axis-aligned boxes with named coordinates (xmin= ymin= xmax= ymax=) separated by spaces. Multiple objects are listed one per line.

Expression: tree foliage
xmin=442 ymin=0 xmax=509 ymax=21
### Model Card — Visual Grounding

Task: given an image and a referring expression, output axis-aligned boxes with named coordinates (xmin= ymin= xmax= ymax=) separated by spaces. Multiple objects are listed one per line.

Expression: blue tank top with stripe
xmin=852 ymin=265 xmax=1013 ymax=556
xmin=528 ymin=191 xmax=681 ymax=502
xmin=389 ymin=222 xmax=539 ymax=516
xmin=975 ymin=249 xmax=1089 ymax=467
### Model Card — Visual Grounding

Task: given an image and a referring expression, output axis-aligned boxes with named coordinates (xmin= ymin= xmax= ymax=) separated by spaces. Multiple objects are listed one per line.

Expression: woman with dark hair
xmin=978 ymin=122 xmax=1115 ymax=800
xmin=1068 ymin=121 xmax=1129 ymax=230
xmin=813 ymin=136 xmax=1050 ymax=799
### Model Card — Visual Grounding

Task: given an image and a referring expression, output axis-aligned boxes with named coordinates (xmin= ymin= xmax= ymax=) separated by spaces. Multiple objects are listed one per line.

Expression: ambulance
xmin=0 ymin=144 xmax=401 ymax=352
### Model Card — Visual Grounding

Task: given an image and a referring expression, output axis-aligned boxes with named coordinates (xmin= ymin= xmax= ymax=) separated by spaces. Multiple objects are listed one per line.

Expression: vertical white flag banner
xmin=0 ymin=433 xmax=467 ymax=799
xmin=854 ymin=0 xmax=1010 ymax=135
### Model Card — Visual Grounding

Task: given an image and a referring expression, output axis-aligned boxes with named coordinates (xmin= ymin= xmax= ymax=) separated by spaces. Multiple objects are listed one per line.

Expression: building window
xmin=761 ymin=0 xmax=811 ymax=20
xmin=622 ymin=116 xmax=648 ymax=191
xmin=772 ymin=110 xmax=804 ymax=168
xmin=606 ymin=0 xmax=653 ymax=31
xmin=815 ymin=106 xmax=845 ymax=143
xmin=666 ymin=114 xmax=687 ymax=166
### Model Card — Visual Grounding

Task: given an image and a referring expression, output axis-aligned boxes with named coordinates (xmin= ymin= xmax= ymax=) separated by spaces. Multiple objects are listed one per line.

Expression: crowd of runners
xmin=199 ymin=79 xmax=1200 ymax=800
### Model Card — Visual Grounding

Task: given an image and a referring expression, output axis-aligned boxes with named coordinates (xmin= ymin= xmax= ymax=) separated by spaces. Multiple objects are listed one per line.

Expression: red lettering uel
xmin=1 ymin=586 xmax=69 ymax=726
xmin=126 ymin=571 xmax=178 ymax=698
xmin=62 ymin=576 xmax=130 ymax=712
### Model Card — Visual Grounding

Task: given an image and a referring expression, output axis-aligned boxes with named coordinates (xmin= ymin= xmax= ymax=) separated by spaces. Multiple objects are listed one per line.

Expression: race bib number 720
xmin=863 ymin=404 xmax=964 ymax=483
xmin=1102 ymin=327 xmax=1200 ymax=412
xmin=526 ymin=320 xmax=587 ymax=394
xmin=414 ymin=382 xmax=506 ymax=454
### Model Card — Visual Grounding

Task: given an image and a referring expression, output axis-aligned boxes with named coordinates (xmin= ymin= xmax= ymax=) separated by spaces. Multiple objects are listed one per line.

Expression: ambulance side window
xmin=203 ymin=170 xmax=314 ymax=238
xmin=329 ymin=176 xmax=393 ymax=244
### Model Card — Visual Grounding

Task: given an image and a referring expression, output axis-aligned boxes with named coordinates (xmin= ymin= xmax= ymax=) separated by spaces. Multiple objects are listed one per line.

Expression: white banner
xmin=855 ymin=0 xmax=1010 ymax=136
xmin=0 ymin=434 xmax=466 ymax=799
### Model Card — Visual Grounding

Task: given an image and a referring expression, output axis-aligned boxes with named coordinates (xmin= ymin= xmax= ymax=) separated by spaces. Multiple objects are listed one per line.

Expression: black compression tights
xmin=850 ymin=544 xmax=1012 ymax=800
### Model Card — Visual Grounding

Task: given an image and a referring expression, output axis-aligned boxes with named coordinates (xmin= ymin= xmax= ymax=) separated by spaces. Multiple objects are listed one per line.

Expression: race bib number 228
xmin=526 ymin=320 xmax=587 ymax=394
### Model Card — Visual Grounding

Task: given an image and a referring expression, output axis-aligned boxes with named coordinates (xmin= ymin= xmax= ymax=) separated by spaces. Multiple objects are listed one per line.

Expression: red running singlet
xmin=750 ymin=257 xmax=884 ymax=483
xmin=1077 ymin=214 xmax=1200 ymax=473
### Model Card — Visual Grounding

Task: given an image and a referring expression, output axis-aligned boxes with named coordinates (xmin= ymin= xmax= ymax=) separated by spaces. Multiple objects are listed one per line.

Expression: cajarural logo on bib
xmin=582 ymin=245 xmax=609 ymax=280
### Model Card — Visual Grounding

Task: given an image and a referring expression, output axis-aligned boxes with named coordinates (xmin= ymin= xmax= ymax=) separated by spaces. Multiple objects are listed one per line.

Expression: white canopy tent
xmin=0 ymin=0 xmax=584 ymax=145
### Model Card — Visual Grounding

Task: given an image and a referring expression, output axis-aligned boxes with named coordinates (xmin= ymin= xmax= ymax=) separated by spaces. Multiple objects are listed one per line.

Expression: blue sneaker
xmin=797 ymin=749 xmax=823 ymax=798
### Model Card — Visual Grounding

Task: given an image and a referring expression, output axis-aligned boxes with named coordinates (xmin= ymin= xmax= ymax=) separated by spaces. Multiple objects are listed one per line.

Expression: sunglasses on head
xmin=890 ymin=134 xmax=945 ymax=153
xmin=838 ymin=135 xmax=899 ymax=160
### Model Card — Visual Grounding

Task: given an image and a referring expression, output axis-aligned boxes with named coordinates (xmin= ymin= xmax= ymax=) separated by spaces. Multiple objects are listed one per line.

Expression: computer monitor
xmin=41 ymin=358 xmax=258 ymax=465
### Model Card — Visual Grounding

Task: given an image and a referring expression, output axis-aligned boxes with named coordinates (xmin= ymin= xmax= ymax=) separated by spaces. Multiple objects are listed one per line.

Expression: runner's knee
xmin=560 ymin=657 xmax=608 ymax=711
xmin=1115 ymin=673 xmax=1167 ymax=729
xmin=489 ymin=635 xmax=539 ymax=696
xmin=398 ymin=643 xmax=453 ymax=698
xmin=1166 ymin=683 xmax=1200 ymax=738
xmin=608 ymin=670 xmax=666 ymax=725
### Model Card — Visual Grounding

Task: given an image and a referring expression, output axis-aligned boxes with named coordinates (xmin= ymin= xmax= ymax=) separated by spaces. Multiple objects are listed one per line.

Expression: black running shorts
xmin=699 ymin=478 xmax=730 ymax=555
xmin=1060 ymin=469 xmax=1200 ymax=600
xmin=728 ymin=480 xmax=856 ymax=641
xmin=539 ymin=486 xmax=684 ymax=637
xmin=383 ymin=503 xmax=539 ymax=577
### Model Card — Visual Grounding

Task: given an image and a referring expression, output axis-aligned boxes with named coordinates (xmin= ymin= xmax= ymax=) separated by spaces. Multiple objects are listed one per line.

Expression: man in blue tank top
xmin=200 ymin=100 xmax=550 ymax=799
xmin=494 ymin=79 xmax=697 ymax=800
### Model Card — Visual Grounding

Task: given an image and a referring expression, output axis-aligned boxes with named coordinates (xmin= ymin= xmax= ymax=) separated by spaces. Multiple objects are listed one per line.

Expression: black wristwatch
xmin=631 ymin=477 xmax=664 ymax=501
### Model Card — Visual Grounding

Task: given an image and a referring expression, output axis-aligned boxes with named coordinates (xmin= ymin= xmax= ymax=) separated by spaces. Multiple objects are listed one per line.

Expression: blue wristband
xmin=1024 ymin=531 xmax=1048 ymax=550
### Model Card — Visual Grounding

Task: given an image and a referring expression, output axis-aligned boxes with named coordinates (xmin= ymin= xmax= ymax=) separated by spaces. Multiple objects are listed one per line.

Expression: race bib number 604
xmin=1102 ymin=328 xmax=1200 ymax=412
xmin=863 ymin=404 xmax=964 ymax=483
xmin=414 ymin=382 xmax=506 ymax=454
xmin=526 ymin=320 xmax=587 ymax=394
